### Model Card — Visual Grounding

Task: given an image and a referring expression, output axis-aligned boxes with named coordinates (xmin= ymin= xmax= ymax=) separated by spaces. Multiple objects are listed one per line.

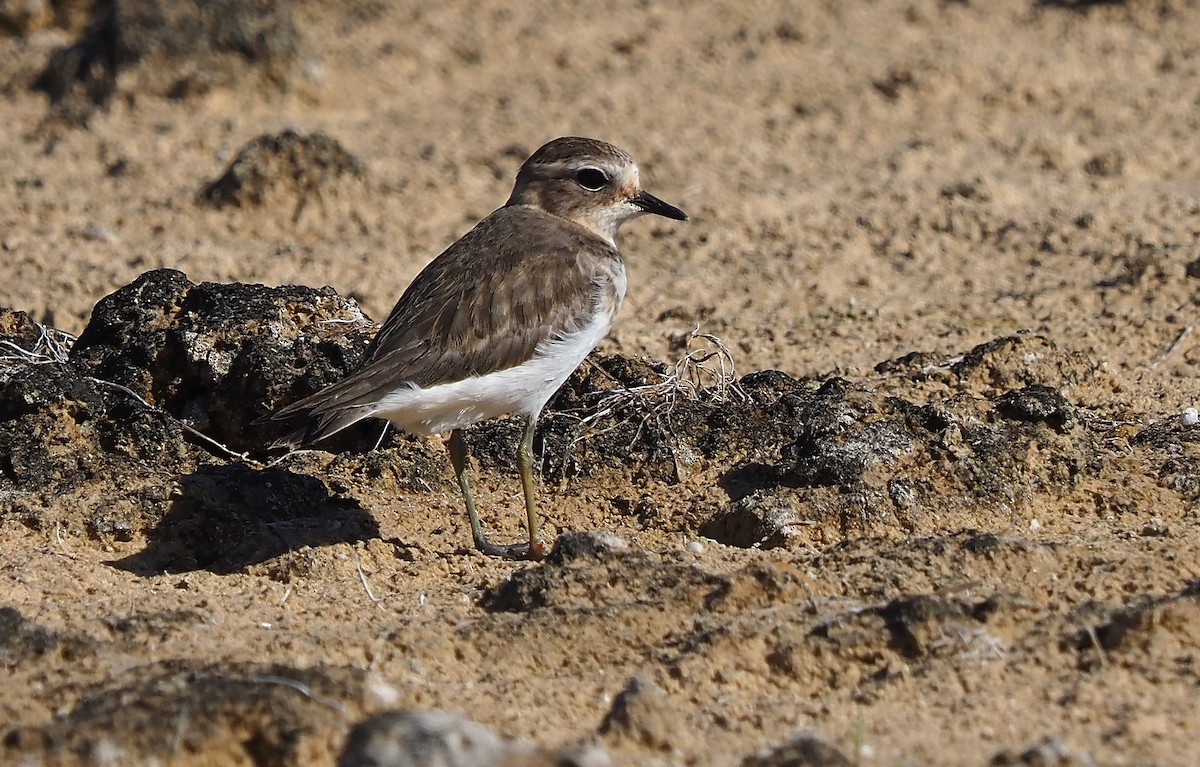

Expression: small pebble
xmin=365 ymin=673 xmax=402 ymax=708
xmin=1181 ymin=407 xmax=1198 ymax=426
xmin=686 ymin=539 xmax=704 ymax=554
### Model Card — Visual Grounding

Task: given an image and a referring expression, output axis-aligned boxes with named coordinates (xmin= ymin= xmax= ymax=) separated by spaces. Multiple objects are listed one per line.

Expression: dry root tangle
xmin=571 ymin=326 xmax=748 ymax=450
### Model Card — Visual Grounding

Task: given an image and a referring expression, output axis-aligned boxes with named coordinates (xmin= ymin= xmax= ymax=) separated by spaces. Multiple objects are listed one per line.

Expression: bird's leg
xmin=446 ymin=429 xmax=486 ymax=549
xmin=446 ymin=428 xmax=543 ymax=560
xmin=515 ymin=415 xmax=549 ymax=560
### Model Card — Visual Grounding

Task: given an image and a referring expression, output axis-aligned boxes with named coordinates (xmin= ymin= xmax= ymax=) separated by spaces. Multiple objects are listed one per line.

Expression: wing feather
xmin=263 ymin=205 xmax=619 ymax=444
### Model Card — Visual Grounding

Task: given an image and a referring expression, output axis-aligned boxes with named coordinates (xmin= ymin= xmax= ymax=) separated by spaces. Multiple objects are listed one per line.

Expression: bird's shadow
xmin=110 ymin=462 xmax=380 ymax=575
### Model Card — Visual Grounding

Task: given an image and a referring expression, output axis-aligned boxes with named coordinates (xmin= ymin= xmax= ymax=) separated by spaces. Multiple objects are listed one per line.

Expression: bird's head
xmin=507 ymin=136 xmax=687 ymax=245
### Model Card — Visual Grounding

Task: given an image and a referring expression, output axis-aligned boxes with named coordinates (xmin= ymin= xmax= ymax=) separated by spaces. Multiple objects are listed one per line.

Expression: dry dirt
xmin=2 ymin=1 xmax=1200 ymax=765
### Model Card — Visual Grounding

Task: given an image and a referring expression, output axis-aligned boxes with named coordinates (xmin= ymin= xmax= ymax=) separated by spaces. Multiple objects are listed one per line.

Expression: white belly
xmin=371 ymin=305 xmax=616 ymax=437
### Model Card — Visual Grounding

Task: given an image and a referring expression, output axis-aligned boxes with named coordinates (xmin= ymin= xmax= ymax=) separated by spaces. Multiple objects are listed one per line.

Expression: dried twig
xmin=238 ymin=674 xmax=349 ymax=715
xmin=1085 ymin=624 xmax=1108 ymax=668
xmin=87 ymin=377 xmax=255 ymax=463
xmin=1 ymin=316 xmax=259 ymax=463
xmin=1148 ymin=322 xmax=1194 ymax=370
xmin=0 ymin=320 xmax=75 ymax=379
xmin=371 ymin=422 xmax=391 ymax=451
xmin=561 ymin=326 xmax=747 ymax=457
xmin=352 ymin=547 xmax=383 ymax=603
xmin=318 ymin=317 xmax=372 ymax=327
xmin=583 ymin=326 xmax=743 ymax=416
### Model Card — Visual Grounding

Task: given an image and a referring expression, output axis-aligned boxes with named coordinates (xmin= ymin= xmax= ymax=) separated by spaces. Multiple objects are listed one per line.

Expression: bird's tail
xmin=255 ymin=396 xmax=375 ymax=450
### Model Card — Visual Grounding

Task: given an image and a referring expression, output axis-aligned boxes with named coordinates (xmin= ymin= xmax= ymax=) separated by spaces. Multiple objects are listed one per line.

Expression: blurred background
xmin=3 ymin=1 xmax=1199 ymax=405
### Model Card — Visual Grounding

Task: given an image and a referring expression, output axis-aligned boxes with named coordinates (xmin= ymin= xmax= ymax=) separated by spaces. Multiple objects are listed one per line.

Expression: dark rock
xmin=994 ymin=384 xmax=1076 ymax=432
xmin=68 ymin=268 xmax=193 ymax=389
xmin=523 ymin=355 xmax=811 ymax=486
xmin=34 ymin=0 xmax=301 ymax=123
xmin=0 ymin=661 xmax=366 ymax=765
xmin=0 ymin=346 xmax=199 ymax=536
xmin=874 ymin=333 xmax=1104 ymax=397
xmin=989 ymin=737 xmax=1091 ymax=767
xmin=700 ymin=381 xmax=927 ymax=547
xmin=701 ymin=372 xmax=1097 ymax=549
xmin=1131 ymin=412 xmax=1200 ymax=447
xmin=1083 ymin=149 xmax=1124 ymax=178
xmin=779 ymin=378 xmax=917 ymax=488
xmin=872 ymin=348 xmax=947 ymax=376
xmin=1185 ymin=254 xmax=1200 ymax=280
xmin=546 ymin=530 xmax=631 ymax=563
xmin=7 ymin=276 xmax=433 ymax=565
xmin=69 ymin=268 xmax=378 ymax=453
xmin=481 ymin=541 xmax=724 ymax=614
xmin=702 ymin=490 xmax=800 ymax=549
xmin=741 ymin=733 xmax=853 ymax=767
xmin=878 ymin=593 xmax=978 ymax=658
xmin=950 ymin=333 xmax=1095 ymax=394
xmin=198 ymin=130 xmax=369 ymax=225
xmin=739 ymin=368 xmax=819 ymax=401
xmin=805 ymin=591 xmax=1017 ymax=669
xmin=598 ymin=677 xmax=684 ymax=752
xmin=0 ymin=607 xmax=93 ymax=668
xmin=1063 ymin=585 xmax=1200 ymax=672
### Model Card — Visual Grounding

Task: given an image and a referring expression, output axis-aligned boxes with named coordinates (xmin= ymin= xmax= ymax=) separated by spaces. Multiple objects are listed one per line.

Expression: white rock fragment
xmin=365 ymin=672 xmax=403 ymax=709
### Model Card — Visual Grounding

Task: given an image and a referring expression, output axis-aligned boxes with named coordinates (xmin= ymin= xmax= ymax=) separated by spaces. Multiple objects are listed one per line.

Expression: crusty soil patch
xmin=3 ymin=1 xmax=1200 ymax=765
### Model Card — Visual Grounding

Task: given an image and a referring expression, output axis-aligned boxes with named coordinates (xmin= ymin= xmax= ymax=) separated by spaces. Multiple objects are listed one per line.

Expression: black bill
xmin=633 ymin=190 xmax=688 ymax=221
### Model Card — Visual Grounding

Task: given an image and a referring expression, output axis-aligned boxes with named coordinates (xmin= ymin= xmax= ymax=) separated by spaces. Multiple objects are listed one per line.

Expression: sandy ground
xmin=2 ymin=0 xmax=1200 ymax=765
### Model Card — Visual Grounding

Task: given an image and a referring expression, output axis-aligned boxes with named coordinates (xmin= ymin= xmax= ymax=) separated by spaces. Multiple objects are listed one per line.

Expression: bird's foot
xmin=473 ymin=532 xmax=550 ymax=561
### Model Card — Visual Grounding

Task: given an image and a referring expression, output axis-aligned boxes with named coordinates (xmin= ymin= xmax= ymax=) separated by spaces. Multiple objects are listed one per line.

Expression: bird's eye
xmin=575 ymin=168 xmax=608 ymax=191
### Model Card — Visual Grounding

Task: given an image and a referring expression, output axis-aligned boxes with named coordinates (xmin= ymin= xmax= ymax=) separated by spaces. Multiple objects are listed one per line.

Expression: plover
xmin=261 ymin=137 xmax=687 ymax=559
